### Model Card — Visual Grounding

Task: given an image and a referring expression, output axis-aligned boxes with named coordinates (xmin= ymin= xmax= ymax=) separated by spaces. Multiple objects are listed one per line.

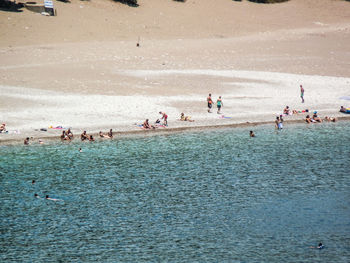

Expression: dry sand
xmin=1 ymin=0 xmax=350 ymax=143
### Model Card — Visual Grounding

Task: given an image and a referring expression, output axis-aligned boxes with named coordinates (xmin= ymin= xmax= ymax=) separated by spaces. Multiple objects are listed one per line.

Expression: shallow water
xmin=1 ymin=122 xmax=350 ymax=262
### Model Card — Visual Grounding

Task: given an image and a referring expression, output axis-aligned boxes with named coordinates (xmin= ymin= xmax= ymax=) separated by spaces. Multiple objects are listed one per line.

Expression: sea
xmin=1 ymin=122 xmax=349 ymax=262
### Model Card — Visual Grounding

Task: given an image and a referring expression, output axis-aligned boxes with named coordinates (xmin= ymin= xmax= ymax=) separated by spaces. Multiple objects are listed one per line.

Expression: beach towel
xmin=219 ymin=115 xmax=232 ymax=119
xmin=49 ymin=126 xmax=68 ymax=130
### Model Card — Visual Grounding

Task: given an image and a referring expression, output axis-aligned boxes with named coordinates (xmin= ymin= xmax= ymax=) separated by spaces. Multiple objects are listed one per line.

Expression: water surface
xmin=1 ymin=122 xmax=350 ymax=262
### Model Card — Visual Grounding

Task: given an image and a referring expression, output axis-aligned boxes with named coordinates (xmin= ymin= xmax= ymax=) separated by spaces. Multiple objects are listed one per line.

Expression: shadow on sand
xmin=112 ymin=0 xmax=139 ymax=7
xmin=0 ymin=0 xmax=24 ymax=12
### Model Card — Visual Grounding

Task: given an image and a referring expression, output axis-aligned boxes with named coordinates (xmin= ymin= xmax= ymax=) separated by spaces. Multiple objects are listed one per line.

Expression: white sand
xmin=0 ymin=0 xmax=350 ymax=143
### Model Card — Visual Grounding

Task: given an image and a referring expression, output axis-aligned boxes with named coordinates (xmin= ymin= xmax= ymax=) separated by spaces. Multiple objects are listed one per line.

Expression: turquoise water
xmin=1 ymin=122 xmax=350 ymax=262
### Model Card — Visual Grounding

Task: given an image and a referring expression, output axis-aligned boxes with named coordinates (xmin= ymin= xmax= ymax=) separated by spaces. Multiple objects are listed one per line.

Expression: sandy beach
xmin=1 ymin=0 xmax=350 ymax=143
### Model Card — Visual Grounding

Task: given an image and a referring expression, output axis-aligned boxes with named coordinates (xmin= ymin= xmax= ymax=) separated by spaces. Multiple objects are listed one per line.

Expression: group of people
xmin=275 ymin=116 xmax=284 ymax=130
xmin=142 ymin=112 xmax=169 ymax=129
xmin=60 ymin=128 xmax=73 ymax=141
xmin=305 ymin=111 xmax=337 ymax=123
xmin=79 ymin=129 xmax=112 ymax=141
xmin=99 ymin=129 xmax=113 ymax=139
xmin=80 ymin=131 xmax=95 ymax=141
xmin=207 ymin=94 xmax=223 ymax=114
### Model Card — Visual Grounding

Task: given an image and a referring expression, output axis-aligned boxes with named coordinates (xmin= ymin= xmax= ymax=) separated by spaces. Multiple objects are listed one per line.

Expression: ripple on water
xmin=0 ymin=122 xmax=349 ymax=262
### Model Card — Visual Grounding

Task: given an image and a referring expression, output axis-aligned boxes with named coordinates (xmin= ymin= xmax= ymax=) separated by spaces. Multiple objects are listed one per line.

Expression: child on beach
xmin=217 ymin=96 xmax=223 ymax=114
xmin=207 ymin=94 xmax=213 ymax=113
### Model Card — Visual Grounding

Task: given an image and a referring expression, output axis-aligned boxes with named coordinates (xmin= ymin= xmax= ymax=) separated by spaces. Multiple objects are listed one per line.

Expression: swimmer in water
xmin=249 ymin=130 xmax=255 ymax=137
xmin=45 ymin=195 xmax=62 ymax=201
xmin=310 ymin=243 xmax=324 ymax=249
xmin=79 ymin=147 xmax=82 ymax=152
xmin=34 ymin=193 xmax=41 ymax=198
xmin=32 ymin=180 xmax=35 ymax=184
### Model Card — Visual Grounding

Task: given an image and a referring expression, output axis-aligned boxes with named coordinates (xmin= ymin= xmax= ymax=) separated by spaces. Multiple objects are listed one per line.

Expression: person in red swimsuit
xmin=159 ymin=112 xmax=168 ymax=126
xmin=207 ymin=93 xmax=213 ymax=113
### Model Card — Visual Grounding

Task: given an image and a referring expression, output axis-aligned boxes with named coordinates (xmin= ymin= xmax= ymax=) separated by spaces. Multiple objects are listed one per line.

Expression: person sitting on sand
xmin=89 ymin=135 xmax=95 ymax=142
xmin=312 ymin=111 xmax=322 ymax=123
xmin=60 ymin=131 xmax=70 ymax=141
xmin=24 ymin=137 xmax=30 ymax=145
xmin=81 ymin=131 xmax=89 ymax=141
xmin=0 ymin=123 xmax=6 ymax=133
xmin=66 ymin=128 xmax=73 ymax=139
xmin=324 ymin=116 xmax=337 ymax=122
xmin=180 ymin=113 xmax=194 ymax=122
xmin=283 ymin=106 xmax=290 ymax=115
xmin=305 ymin=115 xmax=314 ymax=123
xmin=143 ymin=119 xmax=154 ymax=129
xmin=249 ymin=130 xmax=255 ymax=137
xmin=107 ymin=129 xmax=113 ymax=138
xmin=340 ymin=106 xmax=347 ymax=113
xmin=99 ymin=131 xmax=110 ymax=138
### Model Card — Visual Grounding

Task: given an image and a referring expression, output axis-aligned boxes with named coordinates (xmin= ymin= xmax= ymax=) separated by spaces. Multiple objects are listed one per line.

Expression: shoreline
xmin=1 ymin=116 xmax=349 ymax=146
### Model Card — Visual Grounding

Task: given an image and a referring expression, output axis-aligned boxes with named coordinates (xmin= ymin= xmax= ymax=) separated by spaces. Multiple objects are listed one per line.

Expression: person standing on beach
xmin=217 ymin=96 xmax=223 ymax=114
xmin=207 ymin=94 xmax=213 ymax=113
xmin=159 ymin=112 xmax=168 ymax=126
xmin=300 ymin=85 xmax=305 ymax=103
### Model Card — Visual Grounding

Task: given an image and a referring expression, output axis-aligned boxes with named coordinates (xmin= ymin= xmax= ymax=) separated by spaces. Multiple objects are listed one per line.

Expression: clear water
xmin=1 ymin=122 xmax=350 ymax=262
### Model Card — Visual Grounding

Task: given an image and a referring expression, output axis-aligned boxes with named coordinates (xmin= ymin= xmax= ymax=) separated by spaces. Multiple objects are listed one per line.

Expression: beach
xmin=1 ymin=1 xmax=350 ymax=261
xmin=1 ymin=0 xmax=350 ymax=142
